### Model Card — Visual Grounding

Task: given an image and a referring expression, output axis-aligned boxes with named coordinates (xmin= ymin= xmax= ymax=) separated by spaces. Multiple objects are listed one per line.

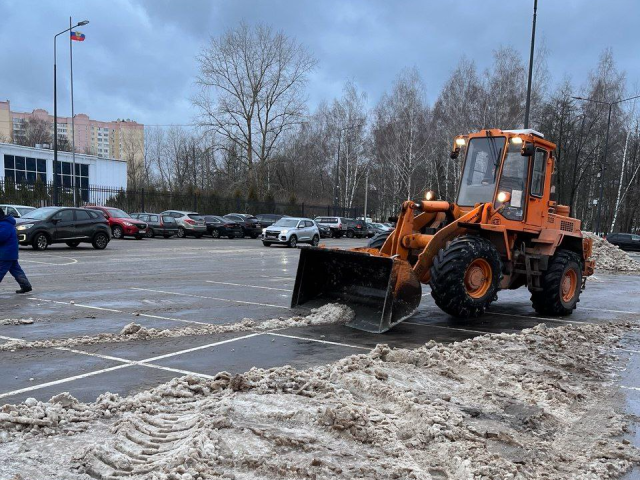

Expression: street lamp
xmin=53 ymin=19 xmax=89 ymax=205
xmin=572 ymin=93 xmax=640 ymax=234
xmin=524 ymin=0 xmax=538 ymax=129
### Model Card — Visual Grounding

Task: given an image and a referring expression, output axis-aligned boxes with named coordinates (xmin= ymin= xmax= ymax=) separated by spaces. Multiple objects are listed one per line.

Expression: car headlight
xmin=16 ymin=224 xmax=34 ymax=230
xmin=281 ymin=229 xmax=289 ymax=235
xmin=262 ymin=228 xmax=266 ymax=235
xmin=123 ymin=221 xmax=133 ymax=227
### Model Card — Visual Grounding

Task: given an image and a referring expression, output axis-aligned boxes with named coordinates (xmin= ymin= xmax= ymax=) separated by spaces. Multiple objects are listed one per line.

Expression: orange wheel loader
xmin=291 ymin=129 xmax=595 ymax=333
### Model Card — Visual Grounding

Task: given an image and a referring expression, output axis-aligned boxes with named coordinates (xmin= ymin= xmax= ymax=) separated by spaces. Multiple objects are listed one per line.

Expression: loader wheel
xmin=429 ymin=235 xmax=502 ymax=318
xmin=531 ymin=250 xmax=582 ymax=316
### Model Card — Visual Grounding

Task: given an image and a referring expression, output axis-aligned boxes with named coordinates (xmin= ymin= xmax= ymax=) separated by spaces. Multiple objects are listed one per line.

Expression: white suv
xmin=262 ymin=217 xmax=320 ymax=248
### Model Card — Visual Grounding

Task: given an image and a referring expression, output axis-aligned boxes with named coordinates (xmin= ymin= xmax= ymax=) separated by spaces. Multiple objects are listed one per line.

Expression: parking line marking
xmin=0 ymin=364 xmax=132 ymax=400
xmin=206 ymin=280 xmax=292 ymax=292
xmin=618 ymin=348 xmax=640 ymax=355
xmin=131 ymin=287 xmax=290 ymax=310
xmin=404 ymin=322 xmax=488 ymax=335
xmin=488 ymin=311 xmax=589 ymax=324
xmin=27 ymin=297 xmax=210 ymax=326
xmin=266 ymin=332 xmax=371 ymax=351
xmin=140 ymin=332 xmax=263 ymax=363
xmin=580 ymin=306 xmax=639 ymax=315
xmin=621 ymin=385 xmax=640 ymax=392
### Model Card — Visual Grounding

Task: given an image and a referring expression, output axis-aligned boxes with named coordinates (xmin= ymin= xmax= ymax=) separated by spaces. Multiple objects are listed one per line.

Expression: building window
xmin=54 ymin=161 xmax=90 ymax=201
xmin=4 ymin=154 xmax=47 ymax=184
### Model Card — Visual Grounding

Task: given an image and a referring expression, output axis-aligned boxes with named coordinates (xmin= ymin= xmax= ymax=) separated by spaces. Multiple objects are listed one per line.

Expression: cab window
xmin=531 ymin=149 xmax=547 ymax=197
xmin=495 ymin=142 xmax=528 ymax=221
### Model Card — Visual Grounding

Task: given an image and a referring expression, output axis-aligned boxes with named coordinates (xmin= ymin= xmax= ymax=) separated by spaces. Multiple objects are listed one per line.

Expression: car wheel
xmin=112 ymin=226 xmax=123 ymax=239
xmin=211 ymin=229 xmax=220 ymax=239
xmin=32 ymin=233 xmax=49 ymax=251
xmin=146 ymin=229 xmax=154 ymax=238
xmin=288 ymin=235 xmax=297 ymax=248
xmin=92 ymin=232 xmax=109 ymax=250
xmin=66 ymin=240 xmax=81 ymax=248
xmin=311 ymin=235 xmax=319 ymax=246
xmin=262 ymin=241 xmax=271 ymax=247
xmin=177 ymin=227 xmax=186 ymax=238
xmin=347 ymin=230 xmax=354 ymax=238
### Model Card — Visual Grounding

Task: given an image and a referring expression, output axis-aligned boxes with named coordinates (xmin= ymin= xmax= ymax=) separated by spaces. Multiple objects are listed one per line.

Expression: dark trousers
xmin=0 ymin=260 xmax=31 ymax=288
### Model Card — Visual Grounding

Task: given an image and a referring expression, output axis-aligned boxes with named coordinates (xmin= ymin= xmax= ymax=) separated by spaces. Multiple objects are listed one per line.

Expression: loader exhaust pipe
xmin=291 ymin=247 xmax=422 ymax=333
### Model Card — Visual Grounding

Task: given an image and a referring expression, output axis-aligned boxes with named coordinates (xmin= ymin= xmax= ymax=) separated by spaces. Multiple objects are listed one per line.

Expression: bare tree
xmin=195 ymin=23 xmax=316 ymax=191
xmin=15 ymin=117 xmax=53 ymax=148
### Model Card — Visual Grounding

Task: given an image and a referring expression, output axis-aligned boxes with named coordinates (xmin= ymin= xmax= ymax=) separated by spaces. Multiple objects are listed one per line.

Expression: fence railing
xmin=0 ymin=179 xmax=362 ymax=218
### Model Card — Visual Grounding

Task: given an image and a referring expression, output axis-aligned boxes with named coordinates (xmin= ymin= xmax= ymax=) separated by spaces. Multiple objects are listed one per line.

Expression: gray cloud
xmin=0 ymin=0 xmax=637 ymax=126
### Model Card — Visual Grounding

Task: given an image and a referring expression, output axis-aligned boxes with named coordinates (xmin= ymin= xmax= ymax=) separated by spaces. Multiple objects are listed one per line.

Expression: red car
xmin=84 ymin=206 xmax=148 ymax=240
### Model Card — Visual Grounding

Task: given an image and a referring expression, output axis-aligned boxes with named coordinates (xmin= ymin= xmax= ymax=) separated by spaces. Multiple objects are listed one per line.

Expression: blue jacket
xmin=0 ymin=215 xmax=19 ymax=261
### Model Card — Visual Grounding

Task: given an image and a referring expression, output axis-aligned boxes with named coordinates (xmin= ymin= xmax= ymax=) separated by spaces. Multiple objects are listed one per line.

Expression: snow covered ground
xmin=1 ymin=321 xmax=638 ymax=479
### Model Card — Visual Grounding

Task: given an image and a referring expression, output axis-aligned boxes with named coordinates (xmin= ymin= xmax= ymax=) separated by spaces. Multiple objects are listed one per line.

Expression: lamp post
xmin=524 ymin=0 xmax=538 ymax=129
xmin=572 ymin=93 xmax=640 ymax=234
xmin=54 ymin=19 xmax=88 ymax=205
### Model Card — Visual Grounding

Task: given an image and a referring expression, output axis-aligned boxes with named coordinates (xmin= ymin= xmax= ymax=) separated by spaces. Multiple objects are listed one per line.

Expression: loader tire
xmin=531 ymin=250 xmax=582 ymax=316
xmin=429 ymin=235 xmax=502 ymax=318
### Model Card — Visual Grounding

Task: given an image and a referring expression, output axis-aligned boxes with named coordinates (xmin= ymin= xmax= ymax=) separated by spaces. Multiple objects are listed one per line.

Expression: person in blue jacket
xmin=0 ymin=209 xmax=32 ymax=293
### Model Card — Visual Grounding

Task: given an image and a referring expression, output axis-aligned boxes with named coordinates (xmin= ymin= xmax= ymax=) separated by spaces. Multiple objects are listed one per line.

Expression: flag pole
xmin=70 ymin=16 xmax=77 ymax=207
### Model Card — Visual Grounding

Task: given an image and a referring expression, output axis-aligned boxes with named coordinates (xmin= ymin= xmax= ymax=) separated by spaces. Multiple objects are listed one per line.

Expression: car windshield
xmin=273 ymin=219 xmax=299 ymax=228
xmin=107 ymin=209 xmax=131 ymax=219
xmin=22 ymin=207 xmax=60 ymax=220
xmin=457 ymin=136 xmax=506 ymax=206
xmin=16 ymin=207 xmax=35 ymax=215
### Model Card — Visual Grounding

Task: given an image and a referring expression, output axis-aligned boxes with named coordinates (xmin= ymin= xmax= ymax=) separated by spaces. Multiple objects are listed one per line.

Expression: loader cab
xmin=455 ymin=130 xmax=554 ymax=226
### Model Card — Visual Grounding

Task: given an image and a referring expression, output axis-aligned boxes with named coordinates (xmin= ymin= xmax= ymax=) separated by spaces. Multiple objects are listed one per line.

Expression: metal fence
xmin=0 ymin=179 xmax=362 ymax=218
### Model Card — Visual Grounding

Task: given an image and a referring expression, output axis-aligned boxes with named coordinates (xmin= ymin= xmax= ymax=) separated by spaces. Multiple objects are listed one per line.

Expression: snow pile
xmin=0 ymin=304 xmax=354 ymax=352
xmin=584 ymin=231 xmax=640 ymax=272
xmin=1 ymin=318 xmax=34 ymax=326
xmin=0 ymin=322 xmax=638 ymax=479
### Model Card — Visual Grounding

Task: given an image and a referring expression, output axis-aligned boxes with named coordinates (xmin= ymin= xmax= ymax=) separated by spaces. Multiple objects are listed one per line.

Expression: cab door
xmin=525 ymin=148 xmax=549 ymax=228
xmin=52 ymin=209 xmax=77 ymax=240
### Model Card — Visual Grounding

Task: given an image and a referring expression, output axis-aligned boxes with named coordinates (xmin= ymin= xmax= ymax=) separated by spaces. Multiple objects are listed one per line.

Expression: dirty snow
xmin=1 ymin=317 xmax=35 ymax=326
xmin=0 ymin=304 xmax=355 ymax=352
xmin=0 ymin=322 xmax=638 ymax=479
xmin=584 ymin=231 xmax=640 ymax=272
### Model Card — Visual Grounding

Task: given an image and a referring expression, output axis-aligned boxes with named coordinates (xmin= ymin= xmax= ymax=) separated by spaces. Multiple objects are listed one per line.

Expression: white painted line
xmin=580 ymin=306 xmax=639 ymax=315
xmin=206 ymin=280 xmax=291 ymax=292
xmin=488 ymin=311 xmax=589 ymax=324
xmin=20 ymin=257 xmax=78 ymax=266
xmin=266 ymin=332 xmax=371 ymax=351
xmin=621 ymin=385 xmax=640 ymax=392
xmin=131 ymin=287 xmax=289 ymax=310
xmin=617 ymin=348 xmax=640 ymax=355
xmin=140 ymin=332 xmax=263 ymax=363
xmin=404 ymin=322 xmax=488 ymax=335
xmin=28 ymin=297 xmax=209 ymax=326
xmin=0 ymin=364 xmax=132 ymax=400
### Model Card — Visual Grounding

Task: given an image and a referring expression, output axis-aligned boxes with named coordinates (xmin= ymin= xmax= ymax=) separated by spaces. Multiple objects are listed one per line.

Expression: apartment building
xmin=0 ymin=100 xmax=143 ymax=177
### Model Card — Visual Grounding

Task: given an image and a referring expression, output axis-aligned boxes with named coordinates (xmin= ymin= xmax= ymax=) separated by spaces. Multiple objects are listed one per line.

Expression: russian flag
xmin=71 ymin=31 xmax=85 ymax=42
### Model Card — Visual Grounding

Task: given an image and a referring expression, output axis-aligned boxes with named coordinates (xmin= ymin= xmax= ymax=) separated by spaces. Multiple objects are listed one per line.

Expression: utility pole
xmin=363 ymin=171 xmax=369 ymax=220
xmin=70 ymin=16 xmax=77 ymax=206
xmin=524 ymin=0 xmax=538 ymax=129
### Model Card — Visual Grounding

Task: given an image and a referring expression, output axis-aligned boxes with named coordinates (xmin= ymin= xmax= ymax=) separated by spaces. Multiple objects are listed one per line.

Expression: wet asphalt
xmin=1 ymin=235 xmax=640 ymax=475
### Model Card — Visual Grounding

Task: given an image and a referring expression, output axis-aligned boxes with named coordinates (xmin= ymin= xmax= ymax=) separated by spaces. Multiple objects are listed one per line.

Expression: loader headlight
xmin=455 ymin=137 xmax=466 ymax=147
xmin=424 ymin=190 xmax=437 ymax=201
xmin=510 ymin=136 xmax=523 ymax=145
xmin=497 ymin=191 xmax=511 ymax=203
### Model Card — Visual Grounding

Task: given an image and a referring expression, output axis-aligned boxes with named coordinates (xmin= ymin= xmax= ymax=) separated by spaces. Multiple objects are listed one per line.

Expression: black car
xmin=606 ymin=233 xmax=640 ymax=252
xmin=16 ymin=207 xmax=111 ymax=250
xmin=317 ymin=223 xmax=332 ymax=238
xmin=255 ymin=214 xmax=287 ymax=228
xmin=344 ymin=218 xmax=369 ymax=238
xmin=131 ymin=213 xmax=179 ymax=238
xmin=202 ymin=215 xmax=243 ymax=238
xmin=223 ymin=213 xmax=263 ymax=238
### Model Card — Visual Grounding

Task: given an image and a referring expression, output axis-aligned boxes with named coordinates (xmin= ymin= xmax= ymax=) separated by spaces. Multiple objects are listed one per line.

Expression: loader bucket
xmin=291 ymin=247 xmax=422 ymax=333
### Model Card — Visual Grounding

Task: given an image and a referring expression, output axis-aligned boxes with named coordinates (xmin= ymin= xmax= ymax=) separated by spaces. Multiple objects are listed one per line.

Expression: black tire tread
xmin=429 ymin=235 xmax=502 ymax=318
xmin=531 ymin=250 xmax=582 ymax=316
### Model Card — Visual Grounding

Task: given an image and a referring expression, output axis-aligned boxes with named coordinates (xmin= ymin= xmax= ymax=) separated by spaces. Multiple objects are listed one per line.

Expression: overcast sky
xmin=0 ymin=0 xmax=637 ymax=127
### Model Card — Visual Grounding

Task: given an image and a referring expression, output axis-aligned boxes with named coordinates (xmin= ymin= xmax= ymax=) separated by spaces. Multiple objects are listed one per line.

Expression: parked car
xmin=0 ymin=204 xmax=36 ymax=218
xmin=224 ymin=213 xmax=263 ymax=238
xmin=131 ymin=213 xmax=179 ymax=238
xmin=316 ymin=223 xmax=332 ymax=238
xmin=371 ymin=222 xmax=394 ymax=233
xmin=343 ymin=218 xmax=369 ymax=238
xmin=256 ymin=214 xmax=288 ymax=228
xmin=160 ymin=210 xmax=207 ymax=238
xmin=16 ymin=206 xmax=110 ymax=250
xmin=85 ymin=206 xmax=148 ymax=240
xmin=262 ymin=217 xmax=320 ymax=248
xmin=605 ymin=233 xmax=640 ymax=252
xmin=314 ymin=216 xmax=346 ymax=238
xmin=202 ymin=215 xmax=243 ymax=238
